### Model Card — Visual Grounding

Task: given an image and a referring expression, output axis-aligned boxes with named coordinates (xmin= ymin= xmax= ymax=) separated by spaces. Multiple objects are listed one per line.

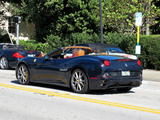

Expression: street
xmin=0 ymin=69 xmax=160 ymax=120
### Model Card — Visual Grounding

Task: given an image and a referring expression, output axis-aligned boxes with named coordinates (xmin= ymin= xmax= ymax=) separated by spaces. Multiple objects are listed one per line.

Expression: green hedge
xmin=141 ymin=35 xmax=160 ymax=70
xmin=19 ymin=33 xmax=160 ymax=70
xmin=19 ymin=40 xmax=51 ymax=53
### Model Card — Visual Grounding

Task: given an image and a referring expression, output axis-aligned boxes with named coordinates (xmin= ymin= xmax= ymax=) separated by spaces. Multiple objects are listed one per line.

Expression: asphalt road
xmin=0 ymin=70 xmax=160 ymax=120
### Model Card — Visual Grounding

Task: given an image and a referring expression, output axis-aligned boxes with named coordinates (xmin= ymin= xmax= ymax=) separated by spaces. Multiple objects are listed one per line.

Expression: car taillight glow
xmin=137 ymin=60 xmax=141 ymax=66
xmin=104 ymin=60 xmax=110 ymax=66
xmin=12 ymin=52 xmax=24 ymax=58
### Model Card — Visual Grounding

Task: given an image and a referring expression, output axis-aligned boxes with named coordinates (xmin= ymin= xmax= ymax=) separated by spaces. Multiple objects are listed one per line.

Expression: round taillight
xmin=137 ymin=60 xmax=141 ymax=66
xmin=104 ymin=60 xmax=110 ymax=66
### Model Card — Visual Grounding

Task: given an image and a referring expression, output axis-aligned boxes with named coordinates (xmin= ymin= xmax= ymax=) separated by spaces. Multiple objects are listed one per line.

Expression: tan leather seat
xmin=73 ymin=49 xmax=85 ymax=57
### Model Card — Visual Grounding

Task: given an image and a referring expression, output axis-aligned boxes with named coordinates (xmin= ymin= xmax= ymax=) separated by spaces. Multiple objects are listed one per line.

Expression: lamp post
xmin=99 ymin=0 xmax=103 ymax=43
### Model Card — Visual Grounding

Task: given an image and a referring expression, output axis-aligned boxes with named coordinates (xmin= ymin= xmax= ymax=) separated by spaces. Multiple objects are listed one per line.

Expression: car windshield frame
xmin=106 ymin=47 xmax=125 ymax=53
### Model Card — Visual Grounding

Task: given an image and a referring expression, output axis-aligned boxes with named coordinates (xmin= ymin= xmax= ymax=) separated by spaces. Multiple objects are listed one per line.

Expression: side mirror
xmin=44 ymin=55 xmax=49 ymax=61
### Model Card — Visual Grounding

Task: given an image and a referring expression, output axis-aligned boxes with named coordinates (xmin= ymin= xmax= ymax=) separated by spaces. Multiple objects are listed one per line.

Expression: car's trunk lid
xmin=95 ymin=55 xmax=141 ymax=71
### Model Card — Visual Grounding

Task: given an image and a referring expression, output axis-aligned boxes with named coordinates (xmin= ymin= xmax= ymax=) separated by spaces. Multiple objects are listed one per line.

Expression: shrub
xmin=104 ymin=33 xmax=136 ymax=54
xmin=67 ymin=33 xmax=100 ymax=45
xmin=44 ymin=35 xmax=61 ymax=49
xmin=140 ymin=35 xmax=160 ymax=70
xmin=19 ymin=40 xmax=50 ymax=53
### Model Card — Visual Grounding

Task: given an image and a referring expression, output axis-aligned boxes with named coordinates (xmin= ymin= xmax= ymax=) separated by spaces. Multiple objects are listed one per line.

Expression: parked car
xmin=0 ymin=43 xmax=42 ymax=69
xmin=16 ymin=44 xmax=142 ymax=93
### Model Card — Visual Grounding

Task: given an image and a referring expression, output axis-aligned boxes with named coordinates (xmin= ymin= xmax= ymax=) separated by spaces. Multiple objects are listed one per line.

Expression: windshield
xmin=106 ymin=47 xmax=124 ymax=53
xmin=1 ymin=45 xmax=24 ymax=49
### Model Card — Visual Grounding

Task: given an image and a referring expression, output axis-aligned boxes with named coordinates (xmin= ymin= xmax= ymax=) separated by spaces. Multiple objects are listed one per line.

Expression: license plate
xmin=122 ymin=71 xmax=130 ymax=76
xmin=27 ymin=54 xmax=35 ymax=57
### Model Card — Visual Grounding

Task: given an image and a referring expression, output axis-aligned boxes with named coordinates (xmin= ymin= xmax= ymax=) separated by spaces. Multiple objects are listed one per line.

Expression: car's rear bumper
xmin=89 ymin=72 xmax=142 ymax=90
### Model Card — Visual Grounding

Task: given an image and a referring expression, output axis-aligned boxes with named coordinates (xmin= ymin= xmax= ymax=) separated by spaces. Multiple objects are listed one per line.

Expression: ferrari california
xmin=16 ymin=44 xmax=142 ymax=93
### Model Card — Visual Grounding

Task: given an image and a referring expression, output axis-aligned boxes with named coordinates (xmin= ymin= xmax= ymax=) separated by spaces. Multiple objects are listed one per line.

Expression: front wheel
xmin=16 ymin=64 xmax=30 ymax=85
xmin=70 ymin=69 xmax=89 ymax=94
xmin=0 ymin=57 xmax=9 ymax=69
xmin=117 ymin=87 xmax=132 ymax=93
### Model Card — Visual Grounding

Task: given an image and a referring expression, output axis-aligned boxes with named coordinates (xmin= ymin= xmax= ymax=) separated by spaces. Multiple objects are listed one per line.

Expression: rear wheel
xmin=117 ymin=87 xmax=132 ymax=93
xmin=16 ymin=64 xmax=30 ymax=85
xmin=70 ymin=69 xmax=89 ymax=94
xmin=0 ymin=57 xmax=9 ymax=69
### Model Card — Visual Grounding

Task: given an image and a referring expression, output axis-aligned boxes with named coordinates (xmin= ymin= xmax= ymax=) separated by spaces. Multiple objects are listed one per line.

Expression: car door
xmin=31 ymin=49 xmax=68 ymax=85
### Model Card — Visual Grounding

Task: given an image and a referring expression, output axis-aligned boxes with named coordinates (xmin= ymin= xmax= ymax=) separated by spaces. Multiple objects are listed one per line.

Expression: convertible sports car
xmin=16 ymin=44 xmax=142 ymax=93
xmin=0 ymin=43 xmax=42 ymax=69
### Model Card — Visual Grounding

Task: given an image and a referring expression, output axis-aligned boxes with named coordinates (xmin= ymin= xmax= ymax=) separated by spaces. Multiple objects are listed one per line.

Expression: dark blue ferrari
xmin=16 ymin=44 xmax=142 ymax=93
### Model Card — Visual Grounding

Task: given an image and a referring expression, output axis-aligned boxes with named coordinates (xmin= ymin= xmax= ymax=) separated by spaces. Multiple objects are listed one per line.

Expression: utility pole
xmin=16 ymin=22 xmax=19 ymax=45
xmin=99 ymin=0 xmax=103 ymax=43
xmin=146 ymin=0 xmax=151 ymax=35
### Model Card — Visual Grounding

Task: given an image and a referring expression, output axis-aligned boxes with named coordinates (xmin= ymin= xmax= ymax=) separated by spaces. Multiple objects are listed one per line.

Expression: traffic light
xmin=8 ymin=16 xmax=21 ymax=34
xmin=8 ymin=17 xmax=16 ymax=34
xmin=13 ymin=16 xmax=21 ymax=24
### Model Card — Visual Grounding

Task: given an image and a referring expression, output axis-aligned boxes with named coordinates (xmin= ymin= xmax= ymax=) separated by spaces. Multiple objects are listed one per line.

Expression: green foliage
xmin=140 ymin=35 xmax=160 ymax=70
xmin=44 ymin=33 xmax=100 ymax=47
xmin=19 ymin=40 xmax=50 ymax=53
xmin=104 ymin=33 xmax=136 ymax=54
xmin=103 ymin=0 xmax=160 ymax=34
xmin=12 ymin=0 xmax=160 ymax=42
xmin=67 ymin=33 xmax=100 ymax=45
xmin=45 ymin=35 xmax=61 ymax=48
xmin=16 ymin=0 xmax=99 ymax=42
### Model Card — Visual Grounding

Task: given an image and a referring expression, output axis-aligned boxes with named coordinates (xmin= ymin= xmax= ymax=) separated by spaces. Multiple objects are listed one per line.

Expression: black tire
xmin=70 ymin=69 xmax=89 ymax=94
xmin=117 ymin=87 xmax=132 ymax=93
xmin=16 ymin=64 xmax=30 ymax=85
xmin=0 ymin=57 xmax=9 ymax=69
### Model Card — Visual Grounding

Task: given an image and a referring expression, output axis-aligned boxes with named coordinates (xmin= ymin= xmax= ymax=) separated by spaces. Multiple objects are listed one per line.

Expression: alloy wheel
xmin=71 ymin=69 xmax=88 ymax=93
xmin=0 ymin=57 xmax=9 ymax=69
xmin=17 ymin=64 xmax=30 ymax=85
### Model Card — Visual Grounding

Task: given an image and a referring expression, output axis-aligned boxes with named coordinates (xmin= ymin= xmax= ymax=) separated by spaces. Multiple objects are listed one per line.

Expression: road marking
xmin=0 ymin=83 xmax=160 ymax=114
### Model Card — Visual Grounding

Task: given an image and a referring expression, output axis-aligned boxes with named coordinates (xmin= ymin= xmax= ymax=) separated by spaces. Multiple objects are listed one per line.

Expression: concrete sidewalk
xmin=143 ymin=69 xmax=160 ymax=82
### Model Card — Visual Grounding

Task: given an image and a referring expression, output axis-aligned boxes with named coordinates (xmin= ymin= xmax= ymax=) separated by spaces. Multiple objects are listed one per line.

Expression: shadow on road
xmin=11 ymin=80 xmax=135 ymax=95
xmin=88 ymin=89 xmax=135 ymax=95
xmin=11 ymin=80 xmax=71 ymax=92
